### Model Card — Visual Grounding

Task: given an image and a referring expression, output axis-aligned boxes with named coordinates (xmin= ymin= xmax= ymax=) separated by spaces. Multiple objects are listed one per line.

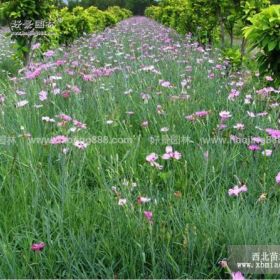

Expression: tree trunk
xmin=241 ymin=37 xmax=246 ymax=56
xmin=221 ymin=19 xmax=225 ymax=49
xmin=23 ymin=37 xmax=33 ymax=67
xmin=230 ymin=29 xmax=233 ymax=48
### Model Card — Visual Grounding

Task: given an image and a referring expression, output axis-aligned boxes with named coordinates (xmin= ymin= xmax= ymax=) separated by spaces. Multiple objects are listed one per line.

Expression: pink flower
xmin=44 ymin=50 xmax=55 ymax=57
xmin=50 ymin=135 xmax=69 ymax=145
xmin=144 ymin=211 xmax=153 ymax=221
xmin=233 ymin=123 xmax=245 ymax=130
xmin=74 ymin=140 xmax=88 ymax=150
xmin=146 ymin=153 xmax=158 ymax=163
xmin=162 ymin=146 xmax=181 ymax=160
xmin=159 ymin=80 xmax=173 ymax=88
xmin=276 ymin=172 xmax=280 ymax=184
xmin=56 ymin=60 xmax=65 ymax=66
xmin=228 ymin=89 xmax=240 ymax=101
xmin=219 ymin=111 xmax=232 ymax=120
xmin=146 ymin=153 xmax=163 ymax=169
xmin=25 ymin=68 xmax=41 ymax=79
xmin=266 ymin=128 xmax=280 ymax=139
xmin=265 ymin=76 xmax=273 ymax=81
xmin=31 ymin=43 xmax=41 ymax=50
xmin=57 ymin=114 xmax=72 ymax=122
xmin=251 ymin=137 xmax=264 ymax=144
xmin=228 ymin=185 xmax=248 ymax=196
xmin=231 ymin=271 xmax=245 ymax=280
xmin=39 ymin=91 xmax=48 ymax=101
xmin=31 ymin=242 xmax=45 ymax=251
xmin=195 ymin=111 xmax=209 ymax=117
xmin=248 ymin=144 xmax=260 ymax=151
xmin=73 ymin=120 xmax=87 ymax=129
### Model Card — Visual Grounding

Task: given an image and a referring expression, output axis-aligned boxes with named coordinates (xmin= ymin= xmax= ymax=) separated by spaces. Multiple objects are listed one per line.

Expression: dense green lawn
xmin=0 ymin=17 xmax=279 ymax=279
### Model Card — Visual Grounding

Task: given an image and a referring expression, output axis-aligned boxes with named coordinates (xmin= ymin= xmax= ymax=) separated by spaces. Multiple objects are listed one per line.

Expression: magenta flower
xmin=266 ymin=128 xmax=280 ymax=139
xmin=144 ymin=211 xmax=153 ymax=221
xmin=248 ymin=144 xmax=260 ymax=151
xmin=25 ymin=68 xmax=41 ymax=79
xmin=31 ymin=242 xmax=46 ymax=251
xmin=195 ymin=110 xmax=209 ymax=117
xmin=231 ymin=271 xmax=245 ymax=280
xmin=228 ymin=185 xmax=248 ymax=196
xmin=50 ymin=135 xmax=69 ymax=145
xmin=162 ymin=146 xmax=181 ymax=160
xmin=276 ymin=172 xmax=280 ymax=184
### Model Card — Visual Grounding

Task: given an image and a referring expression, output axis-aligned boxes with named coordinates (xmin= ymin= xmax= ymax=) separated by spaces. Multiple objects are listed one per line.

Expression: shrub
xmin=47 ymin=8 xmax=79 ymax=47
xmin=144 ymin=6 xmax=162 ymax=21
xmin=42 ymin=5 xmax=131 ymax=50
xmin=85 ymin=6 xmax=106 ymax=31
xmin=243 ymin=5 xmax=280 ymax=81
xmin=0 ymin=2 xmax=9 ymax=26
xmin=222 ymin=47 xmax=242 ymax=70
xmin=107 ymin=6 xmax=129 ymax=21
xmin=103 ymin=11 xmax=118 ymax=27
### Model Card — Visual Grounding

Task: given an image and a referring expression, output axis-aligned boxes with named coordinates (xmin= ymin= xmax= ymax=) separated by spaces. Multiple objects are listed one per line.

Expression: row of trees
xmin=146 ymin=0 xmax=271 ymax=47
xmin=0 ymin=0 xmax=132 ymax=65
xmin=145 ymin=0 xmax=280 ymax=81
xmin=61 ymin=0 xmax=155 ymax=15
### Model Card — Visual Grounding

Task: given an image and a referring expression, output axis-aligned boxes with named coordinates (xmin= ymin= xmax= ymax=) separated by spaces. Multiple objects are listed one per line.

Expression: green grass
xmin=0 ymin=17 xmax=279 ymax=279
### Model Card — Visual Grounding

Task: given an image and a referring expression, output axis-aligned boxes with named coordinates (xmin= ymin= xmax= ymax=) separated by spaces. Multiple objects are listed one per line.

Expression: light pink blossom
xmin=50 ymin=135 xmax=69 ymax=145
xmin=162 ymin=146 xmax=182 ymax=160
xmin=228 ymin=185 xmax=248 ymax=196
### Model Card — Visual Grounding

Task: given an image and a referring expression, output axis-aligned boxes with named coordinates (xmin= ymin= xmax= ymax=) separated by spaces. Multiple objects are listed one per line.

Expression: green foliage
xmin=243 ymin=5 xmax=280 ymax=81
xmin=67 ymin=0 xmax=154 ymax=15
xmin=44 ymin=5 xmax=131 ymax=48
xmin=4 ymin=0 xmax=54 ymax=64
xmin=107 ymin=6 xmax=132 ymax=21
xmin=145 ymin=0 xmax=220 ymax=44
xmin=144 ymin=5 xmax=162 ymax=21
xmin=0 ymin=2 xmax=10 ymax=26
xmin=222 ymin=47 xmax=242 ymax=70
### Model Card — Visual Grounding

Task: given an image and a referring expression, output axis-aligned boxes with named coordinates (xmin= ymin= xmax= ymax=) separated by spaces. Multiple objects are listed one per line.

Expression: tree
xmin=5 ymin=0 xmax=54 ymax=65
